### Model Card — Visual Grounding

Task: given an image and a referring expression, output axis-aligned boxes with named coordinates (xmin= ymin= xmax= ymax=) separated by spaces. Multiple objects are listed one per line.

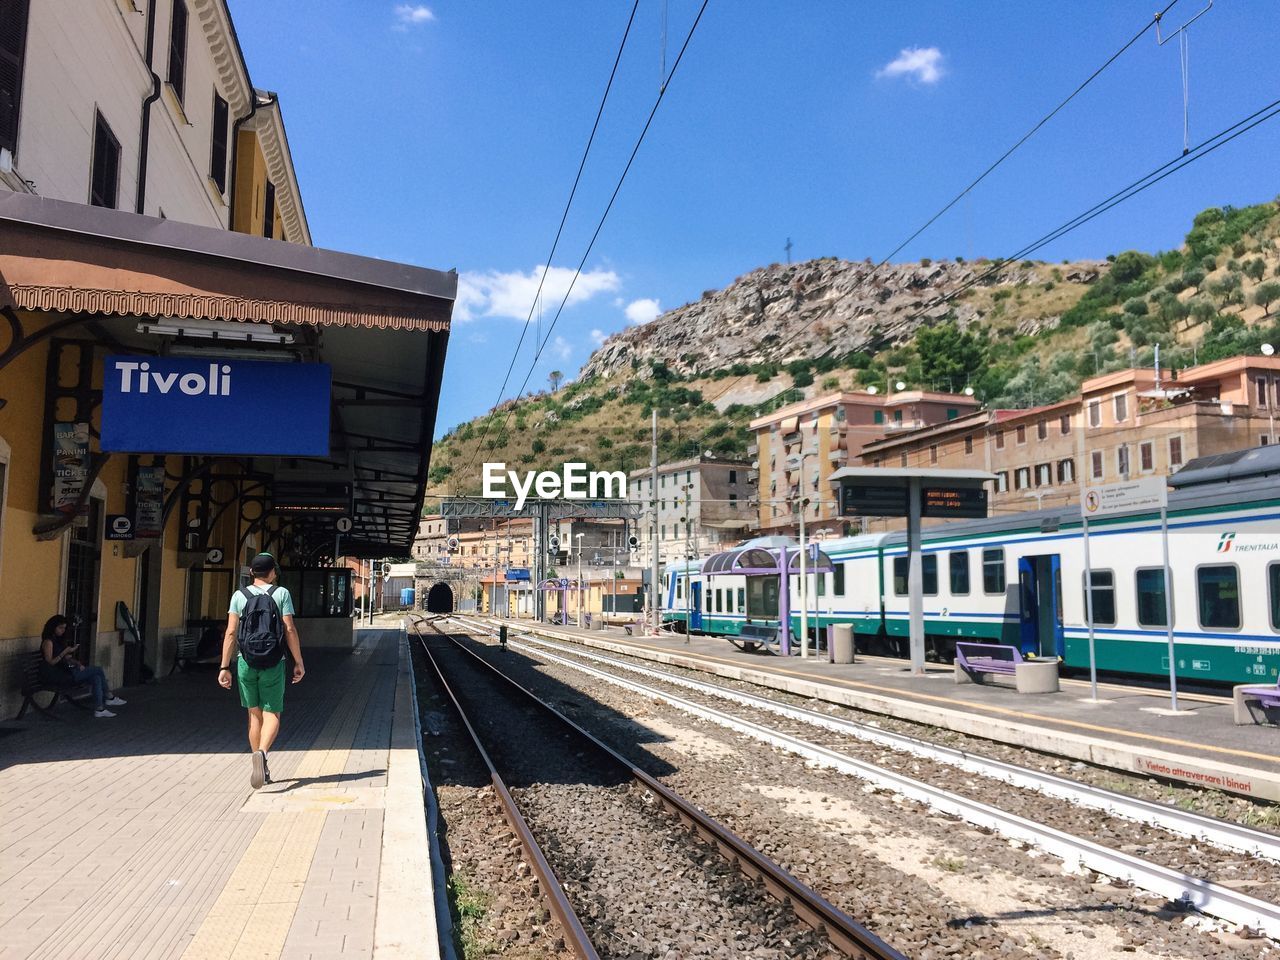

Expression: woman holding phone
xmin=40 ymin=615 xmax=126 ymax=718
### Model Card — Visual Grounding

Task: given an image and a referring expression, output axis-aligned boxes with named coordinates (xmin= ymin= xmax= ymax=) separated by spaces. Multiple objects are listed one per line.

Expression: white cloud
xmin=393 ymin=4 xmax=435 ymax=27
xmin=550 ymin=336 xmax=573 ymax=362
xmin=624 ymin=297 xmax=662 ymax=325
xmin=590 ymin=328 xmax=608 ymax=346
xmin=454 ymin=265 xmax=621 ymax=323
xmin=876 ymin=46 xmax=944 ymax=84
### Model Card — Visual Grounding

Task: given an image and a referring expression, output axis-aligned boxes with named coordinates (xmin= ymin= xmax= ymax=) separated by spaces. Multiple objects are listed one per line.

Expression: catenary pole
xmin=1161 ymin=501 xmax=1180 ymax=712
xmin=650 ymin=408 xmax=661 ymax=634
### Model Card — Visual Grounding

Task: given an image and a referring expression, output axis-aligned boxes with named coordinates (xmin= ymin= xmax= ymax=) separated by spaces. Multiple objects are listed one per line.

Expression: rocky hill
xmin=581 ymin=257 xmax=1104 ymax=381
xmin=429 ymin=200 xmax=1280 ymax=498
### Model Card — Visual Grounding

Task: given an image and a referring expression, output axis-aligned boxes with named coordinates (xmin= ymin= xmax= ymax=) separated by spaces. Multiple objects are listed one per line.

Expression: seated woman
xmin=40 ymin=615 xmax=127 ymax=718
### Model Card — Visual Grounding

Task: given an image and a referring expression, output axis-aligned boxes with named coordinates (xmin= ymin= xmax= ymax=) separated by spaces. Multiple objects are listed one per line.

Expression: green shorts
xmin=237 ymin=658 xmax=285 ymax=714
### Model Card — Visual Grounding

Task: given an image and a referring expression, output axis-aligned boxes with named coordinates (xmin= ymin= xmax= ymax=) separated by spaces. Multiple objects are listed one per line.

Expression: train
xmin=661 ymin=444 xmax=1280 ymax=686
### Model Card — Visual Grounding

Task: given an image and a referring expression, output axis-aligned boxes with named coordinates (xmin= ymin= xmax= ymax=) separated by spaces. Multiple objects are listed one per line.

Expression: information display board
xmin=839 ymin=483 xmax=908 ymax=517
xmin=921 ymin=486 xmax=988 ymax=518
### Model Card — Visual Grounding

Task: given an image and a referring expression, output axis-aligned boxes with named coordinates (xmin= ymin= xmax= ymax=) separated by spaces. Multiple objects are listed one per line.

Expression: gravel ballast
xmin=452 ymin=630 xmax=1278 ymax=959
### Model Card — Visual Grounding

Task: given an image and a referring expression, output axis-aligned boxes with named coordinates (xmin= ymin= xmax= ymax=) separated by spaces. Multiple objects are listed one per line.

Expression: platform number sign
xmin=335 ymin=516 xmax=353 ymax=534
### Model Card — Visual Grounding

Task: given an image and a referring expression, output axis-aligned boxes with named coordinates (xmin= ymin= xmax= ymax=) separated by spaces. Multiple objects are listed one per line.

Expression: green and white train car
xmin=664 ymin=446 xmax=1280 ymax=685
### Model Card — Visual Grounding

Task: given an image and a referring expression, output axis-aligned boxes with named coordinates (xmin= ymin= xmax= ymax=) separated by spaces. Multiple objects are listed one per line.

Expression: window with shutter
xmin=89 ymin=112 xmax=121 ymax=209
xmin=210 ymin=91 xmax=229 ymax=193
xmin=263 ymin=181 xmax=276 ymax=238
xmin=168 ymin=0 xmax=188 ymax=104
xmin=0 ymin=0 xmax=30 ymax=155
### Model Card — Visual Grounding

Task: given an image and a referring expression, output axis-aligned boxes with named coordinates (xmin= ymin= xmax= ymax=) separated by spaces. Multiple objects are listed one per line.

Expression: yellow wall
xmin=232 ymin=131 xmax=284 ymax=240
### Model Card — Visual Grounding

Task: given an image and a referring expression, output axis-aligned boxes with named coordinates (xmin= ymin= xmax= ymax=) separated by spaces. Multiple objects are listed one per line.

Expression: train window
xmin=1269 ymin=564 xmax=1280 ymax=630
xmin=816 ymin=573 xmax=826 ymax=597
xmin=893 ymin=556 xmax=937 ymax=594
xmin=982 ymin=548 xmax=1005 ymax=594
xmin=737 ymin=588 xmax=745 ymax=610
xmin=834 ymin=563 xmax=846 ymax=596
xmin=1083 ymin=570 xmax=1116 ymax=626
xmin=1135 ymin=568 xmax=1171 ymax=628
xmin=950 ymin=552 xmax=970 ymax=595
xmin=1197 ymin=565 xmax=1241 ymax=630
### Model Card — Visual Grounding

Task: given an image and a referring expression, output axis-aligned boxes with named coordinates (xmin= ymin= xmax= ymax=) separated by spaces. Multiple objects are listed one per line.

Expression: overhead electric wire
xmin=463 ymin=0 xmax=642 ymax=480
xmin=677 ymin=0 xmax=1189 ymax=439
xmin=691 ymin=94 xmax=1280 ymax=457
xmin=462 ymin=0 xmax=712 ymax=481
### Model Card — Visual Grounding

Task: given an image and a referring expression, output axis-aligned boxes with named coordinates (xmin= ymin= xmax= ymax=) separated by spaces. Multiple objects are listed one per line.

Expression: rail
xmin=410 ymin=615 xmax=907 ymax=960
xmin=408 ymin=617 xmax=600 ymax=960
xmin=466 ymin=617 xmax=1280 ymax=939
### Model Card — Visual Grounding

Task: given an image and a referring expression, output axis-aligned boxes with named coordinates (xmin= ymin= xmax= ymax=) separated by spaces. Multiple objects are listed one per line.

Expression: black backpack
xmin=237 ymin=586 xmax=285 ymax=668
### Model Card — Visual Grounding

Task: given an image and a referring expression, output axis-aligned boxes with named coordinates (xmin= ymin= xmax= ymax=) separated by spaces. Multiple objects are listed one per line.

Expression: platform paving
xmin=474 ymin=616 xmax=1280 ymax=802
xmin=0 ymin=628 xmax=438 ymax=960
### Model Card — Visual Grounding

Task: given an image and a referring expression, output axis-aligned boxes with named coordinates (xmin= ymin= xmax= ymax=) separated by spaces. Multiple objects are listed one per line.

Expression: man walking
xmin=218 ymin=553 xmax=305 ymax=788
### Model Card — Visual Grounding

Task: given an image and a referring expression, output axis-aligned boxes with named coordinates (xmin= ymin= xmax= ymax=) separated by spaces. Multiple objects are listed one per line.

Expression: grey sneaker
xmin=250 ymin=750 xmax=266 ymax=789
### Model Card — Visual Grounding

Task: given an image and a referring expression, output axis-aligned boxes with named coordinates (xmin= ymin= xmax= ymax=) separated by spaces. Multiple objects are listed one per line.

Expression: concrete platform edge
xmin=372 ymin=631 xmax=442 ymax=959
xmin=492 ymin=619 xmax=1280 ymax=804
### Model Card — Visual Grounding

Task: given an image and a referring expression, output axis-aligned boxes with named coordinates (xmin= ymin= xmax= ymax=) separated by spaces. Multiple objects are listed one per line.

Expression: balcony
xmin=746 ymin=442 xmax=759 ymax=458
xmin=882 ymin=418 xmax=927 ymax=432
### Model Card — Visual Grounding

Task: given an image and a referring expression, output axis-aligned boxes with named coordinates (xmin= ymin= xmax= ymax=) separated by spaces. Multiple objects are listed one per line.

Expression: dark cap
xmin=250 ymin=552 xmax=277 ymax=576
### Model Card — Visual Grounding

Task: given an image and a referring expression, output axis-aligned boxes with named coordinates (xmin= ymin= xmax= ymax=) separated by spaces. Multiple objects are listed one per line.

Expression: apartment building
xmin=749 ymin=389 xmax=980 ymax=536
xmin=627 ymin=456 xmax=753 ymax=567
xmin=856 ymin=356 xmax=1280 ymax=520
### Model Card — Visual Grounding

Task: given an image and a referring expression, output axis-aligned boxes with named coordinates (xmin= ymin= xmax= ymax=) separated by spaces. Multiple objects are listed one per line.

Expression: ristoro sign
xmin=101 ymin=356 xmax=331 ymax=456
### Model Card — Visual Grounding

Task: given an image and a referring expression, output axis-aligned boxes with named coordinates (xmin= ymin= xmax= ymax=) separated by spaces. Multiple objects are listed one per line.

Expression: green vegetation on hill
xmin=429 ymin=199 xmax=1280 ymax=499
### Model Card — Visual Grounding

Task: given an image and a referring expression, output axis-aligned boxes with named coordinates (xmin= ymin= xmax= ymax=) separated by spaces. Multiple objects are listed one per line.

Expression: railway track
xmin=453 ymin=615 xmax=1280 ymax=942
xmin=410 ymin=618 xmax=906 ymax=960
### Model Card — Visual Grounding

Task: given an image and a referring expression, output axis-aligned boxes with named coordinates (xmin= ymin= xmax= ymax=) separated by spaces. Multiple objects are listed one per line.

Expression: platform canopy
xmin=0 ymin=192 xmax=455 ymax=556
xmin=702 ymin=543 xmax=834 ymax=576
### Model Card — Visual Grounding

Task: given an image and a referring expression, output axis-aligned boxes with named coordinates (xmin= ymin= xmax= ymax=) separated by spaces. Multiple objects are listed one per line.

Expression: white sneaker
xmin=105 ymin=696 xmax=127 ymax=706
xmin=94 ymin=709 xmax=116 ymax=718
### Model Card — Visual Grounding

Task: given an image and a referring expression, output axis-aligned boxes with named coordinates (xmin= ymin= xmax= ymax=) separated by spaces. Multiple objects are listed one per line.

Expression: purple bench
xmin=1233 ymin=680 xmax=1280 ymax=724
xmin=955 ymin=641 xmax=1024 ymax=684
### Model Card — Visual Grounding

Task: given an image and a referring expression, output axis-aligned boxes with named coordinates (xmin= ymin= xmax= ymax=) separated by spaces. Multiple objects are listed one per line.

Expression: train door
xmin=1017 ymin=554 xmax=1064 ymax=658
xmin=690 ymin=581 xmax=703 ymax=631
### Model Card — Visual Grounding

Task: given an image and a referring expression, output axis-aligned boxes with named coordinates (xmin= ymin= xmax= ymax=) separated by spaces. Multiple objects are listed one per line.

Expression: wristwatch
xmin=218 ymin=666 xmax=231 ymax=673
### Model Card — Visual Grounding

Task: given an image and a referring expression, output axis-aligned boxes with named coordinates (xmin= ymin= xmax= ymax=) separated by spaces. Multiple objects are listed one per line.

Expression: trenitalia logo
xmin=1213 ymin=532 xmax=1280 ymax=554
xmin=482 ymin=462 xmax=627 ymax=511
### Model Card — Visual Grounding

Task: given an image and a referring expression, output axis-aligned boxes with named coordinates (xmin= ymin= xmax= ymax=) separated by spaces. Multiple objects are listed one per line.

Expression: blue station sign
xmin=100 ymin=355 xmax=331 ymax=456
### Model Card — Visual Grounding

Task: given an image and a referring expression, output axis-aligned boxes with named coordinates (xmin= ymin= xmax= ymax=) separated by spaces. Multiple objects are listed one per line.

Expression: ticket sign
xmin=840 ymin=483 xmax=908 ymax=517
xmin=101 ymin=356 xmax=330 ymax=456
xmin=921 ymin=486 xmax=988 ymax=519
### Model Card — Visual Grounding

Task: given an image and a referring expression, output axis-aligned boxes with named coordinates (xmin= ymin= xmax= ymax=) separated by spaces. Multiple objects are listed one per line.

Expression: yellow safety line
xmin=555 ymin=630 xmax=1280 ymax=768
xmin=182 ymin=659 xmax=383 ymax=959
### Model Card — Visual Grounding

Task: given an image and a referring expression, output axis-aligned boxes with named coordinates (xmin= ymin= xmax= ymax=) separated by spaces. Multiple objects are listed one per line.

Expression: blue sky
xmin=226 ymin=1 xmax=1280 ymax=437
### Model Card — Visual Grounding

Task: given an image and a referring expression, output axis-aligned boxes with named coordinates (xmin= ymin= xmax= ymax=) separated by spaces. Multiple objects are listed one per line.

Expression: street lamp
xmin=574 ymin=532 xmax=585 ymax=626
xmin=1025 ymin=488 xmax=1054 ymax=511
xmin=1263 ymin=344 xmax=1276 ymax=444
xmin=682 ymin=482 xmax=695 ymax=644
xmin=785 ymin=447 xmax=814 ymax=658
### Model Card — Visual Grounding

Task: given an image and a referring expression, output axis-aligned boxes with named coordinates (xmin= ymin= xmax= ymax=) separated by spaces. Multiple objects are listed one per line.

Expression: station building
xmin=0 ymin=1 xmax=456 ymax=714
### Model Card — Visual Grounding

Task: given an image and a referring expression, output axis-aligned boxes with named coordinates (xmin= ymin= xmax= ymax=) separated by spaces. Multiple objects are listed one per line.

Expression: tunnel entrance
xmin=425 ymin=582 xmax=454 ymax=614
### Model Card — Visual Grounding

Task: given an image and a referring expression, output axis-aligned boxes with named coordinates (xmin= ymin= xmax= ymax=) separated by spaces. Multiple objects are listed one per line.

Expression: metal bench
xmin=14 ymin=652 xmax=91 ymax=720
xmin=168 ymin=633 xmax=201 ymax=675
xmin=954 ymin=641 xmax=1024 ymax=684
xmin=1233 ymin=679 xmax=1280 ymax=724
xmin=731 ymin=623 xmax=779 ymax=653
